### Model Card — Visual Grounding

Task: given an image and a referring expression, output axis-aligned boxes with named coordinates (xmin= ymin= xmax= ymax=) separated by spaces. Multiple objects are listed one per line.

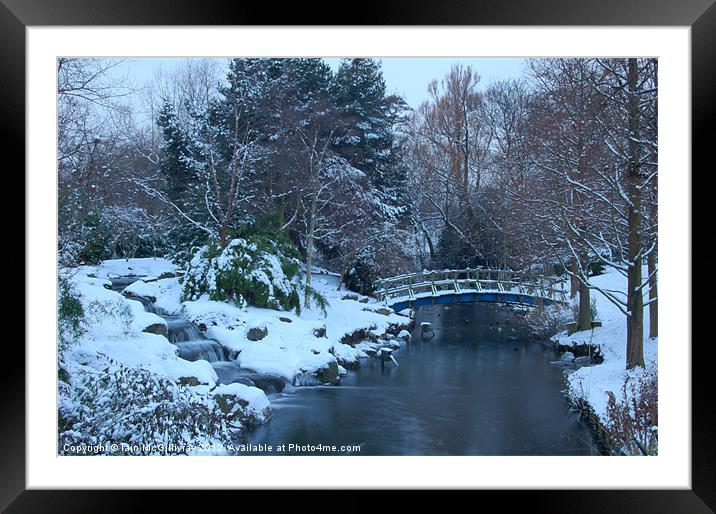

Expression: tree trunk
xmin=303 ymin=195 xmax=317 ymax=309
xmin=626 ymin=58 xmax=645 ymax=369
xmin=570 ymin=258 xmax=579 ymax=298
xmin=219 ymin=220 xmax=229 ymax=248
xmin=577 ymin=272 xmax=592 ymax=332
xmin=648 ymin=250 xmax=658 ymax=338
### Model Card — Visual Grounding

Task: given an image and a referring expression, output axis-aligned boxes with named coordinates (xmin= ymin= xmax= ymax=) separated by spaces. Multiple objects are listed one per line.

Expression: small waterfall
xmin=109 ymin=276 xmax=142 ymax=292
xmin=128 ymin=294 xmax=159 ymax=314
xmin=175 ymin=340 xmax=227 ymax=363
xmin=165 ymin=317 xmax=202 ymax=343
xmin=122 ymin=275 xmax=284 ymax=393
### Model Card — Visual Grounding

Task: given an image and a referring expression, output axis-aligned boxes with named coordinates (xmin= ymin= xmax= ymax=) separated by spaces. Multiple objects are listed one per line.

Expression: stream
xmin=112 ymin=277 xmax=599 ymax=456
xmin=241 ymin=302 xmax=600 ymax=455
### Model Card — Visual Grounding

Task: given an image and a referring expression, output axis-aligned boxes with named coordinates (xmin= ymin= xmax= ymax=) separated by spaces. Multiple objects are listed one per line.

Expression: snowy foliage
xmin=604 ymin=367 xmax=658 ymax=455
xmin=59 ymin=362 xmax=233 ymax=455
xmin=182 ymin=237 xmax=302 ymax=312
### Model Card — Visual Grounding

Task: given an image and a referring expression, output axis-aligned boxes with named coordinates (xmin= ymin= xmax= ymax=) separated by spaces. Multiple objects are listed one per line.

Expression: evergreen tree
xmin=332 ymin=59 xmax=408 ymax=203
xmin=157 ymin=101 xmax=194 ymax=204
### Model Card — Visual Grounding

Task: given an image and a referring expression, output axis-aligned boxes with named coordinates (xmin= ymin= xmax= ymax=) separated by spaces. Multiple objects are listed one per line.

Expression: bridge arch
xmin=375 ymin=268 xmax=568 ymax=312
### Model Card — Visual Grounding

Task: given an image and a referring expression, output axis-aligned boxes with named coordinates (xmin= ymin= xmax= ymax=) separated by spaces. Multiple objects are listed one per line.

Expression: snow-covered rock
xmin=210 ymin=382 xmax=272 ymax=427
xmin=124 ymin=277 xmax=184 ymax=315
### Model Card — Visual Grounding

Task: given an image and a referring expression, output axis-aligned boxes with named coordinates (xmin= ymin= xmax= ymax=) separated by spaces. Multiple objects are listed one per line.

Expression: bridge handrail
xmin=375 ymin=268 xmax=567 ymax=304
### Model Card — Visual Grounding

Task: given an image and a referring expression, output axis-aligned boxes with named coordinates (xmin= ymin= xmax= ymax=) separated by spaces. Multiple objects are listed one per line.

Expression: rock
xmin=397 ymin=329 xmax=412 ymax=341
xmin=248 ymin=374 xmax=288 ymax=394
xmin=213 ymin=393 xmax=270 ymax=427
xmin=279 ymin=317 xmax=293 ymax=323
xmin=550 ymin=360 xmax=574 ymax=368
xmin=143 ymin=323 xmax=168 ymax=337
xmin=233 ymin=377 xmax=256 ymax=388
xmin=246 ymin=326 xmax=268 ymax=341
xmin=358 ymin=297 xmax=369 ymax=303
xmin=383 ymin=339 xmax=401 ymax=349
xmin=366 ymin=307 xmax=393 ymax=316
xmin=340 ymin=326 xmax=377 ymax=346
xmin=313 ymin=326 xmax=327 ymax=338
xmin=177 ymin=376 xmax=200 ymax=387
xmin=316 ymin=361 xmax=340 ymax=385
xmin=560 ymin=351 xmax=575 ymax=362
xmin=341 ymin=293 xmax=360 ymax=301
xmin=573 ymin=356 xmax=593 ymax=366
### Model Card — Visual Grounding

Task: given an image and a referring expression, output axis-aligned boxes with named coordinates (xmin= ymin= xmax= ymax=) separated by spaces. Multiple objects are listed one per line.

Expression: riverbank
xmin=58 ymin=258 xmax=410 ymax=455
xmin=551 ymin=267 xmax=658 ymax=454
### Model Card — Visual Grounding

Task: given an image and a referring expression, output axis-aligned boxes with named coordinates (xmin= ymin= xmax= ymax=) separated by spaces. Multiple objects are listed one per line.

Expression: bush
xmin=345 ymin=259 xmax=378 ymax=296
xmin=605 ymin=367 xmax=658 ymax=455
xmin=588 ymin=260 xmax=606 ymax=277
xmin=517 ymin=303 xmax=572 ymax=340
xmin=58 ymin=277 xmax=85 ymax=350
xmin=182 ymin=236 xmax=302 ymax=313
xmin=58 ymin=362 xmax=234 ymax=455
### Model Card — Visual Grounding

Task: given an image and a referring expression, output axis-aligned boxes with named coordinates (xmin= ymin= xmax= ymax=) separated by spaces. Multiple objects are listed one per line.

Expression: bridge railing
xmin=374 ymin=268 xmax=568 ymax=305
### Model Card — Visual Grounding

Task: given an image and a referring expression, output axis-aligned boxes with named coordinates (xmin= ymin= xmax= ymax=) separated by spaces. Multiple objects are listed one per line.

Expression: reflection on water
xmin=242 ymin=303 xmax=599 ymax=456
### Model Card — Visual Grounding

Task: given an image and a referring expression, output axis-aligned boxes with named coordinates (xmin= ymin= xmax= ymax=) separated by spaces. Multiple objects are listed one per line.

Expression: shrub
xmin=58 ymin=277 xmax=85 ymax=350
xmin=182 ymin=236 xmax=302 ymax=313
xmin=58 ymin=362 xmax=233 ymax=455
xmin=345 ymin=259 xmax=378 ymax=296
xmin=605 ymin=367 xmax=658 ymax=455
xmin=517 ymin=303 xmax=572 ymax=340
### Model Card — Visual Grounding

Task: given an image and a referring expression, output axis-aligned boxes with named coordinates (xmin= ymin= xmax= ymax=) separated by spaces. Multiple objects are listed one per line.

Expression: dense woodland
xmin=58 ymin=57 xmax=657 ymax=369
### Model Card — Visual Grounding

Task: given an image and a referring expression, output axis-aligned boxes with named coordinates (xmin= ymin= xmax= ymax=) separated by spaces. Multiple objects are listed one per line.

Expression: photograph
xmin=56 ymin=56 xmax=659 ymax=458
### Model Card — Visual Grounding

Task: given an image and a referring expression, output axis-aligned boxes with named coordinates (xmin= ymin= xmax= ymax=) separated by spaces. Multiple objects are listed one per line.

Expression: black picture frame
xmin=4 ymin=0 xmax=709 ymax=510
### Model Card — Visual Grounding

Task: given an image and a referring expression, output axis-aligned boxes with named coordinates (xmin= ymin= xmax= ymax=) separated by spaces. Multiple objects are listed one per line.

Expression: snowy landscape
xmin=57 ymin=57 xmax=658 ymax=456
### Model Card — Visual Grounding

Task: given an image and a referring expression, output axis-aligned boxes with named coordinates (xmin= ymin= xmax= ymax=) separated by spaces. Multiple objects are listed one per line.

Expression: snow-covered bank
xmin=553 ymin=267 xmax=657 ymax=428
xmin=184 ymin=271 xmax=409 ymax=384
xmin=61 ymin=269 xmax=217 ymax=387
xmin=59 ymin=258 xmax=409 ymax=454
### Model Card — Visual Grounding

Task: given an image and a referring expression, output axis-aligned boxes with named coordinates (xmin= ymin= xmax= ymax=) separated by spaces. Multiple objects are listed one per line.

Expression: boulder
xmin=143 ymin=323 xmax=168 ymax=337
xmin=313 ymin=326 xmax=327 ymax=338
xmin=573 ymin=356 xmax=593 ymax=366
xmin=248 ymin=374 xmax=288 ymax=394
xmin=177 ymin=376 xmax=200 ymax=387
xmin=397 ymin=329 xmax=412 ymax=341
xmin=246 ymin=326 xmax=268 ymax=341
xmin=358 ymin=297 xmax=369 ymax=304
xmin=341 ymin=293 xmax=360 ymax=301
xmin=316 ymin=361 xmax=340 ymax=385
xmin=365 ymin=307 xmax=393 ymax=316
xmin=212 ymin=385 xmax=272 ymax=427
xmin=560 ymin=351 xmax=575 ymax=362
xmin=279 ymin=317 xmax=293 ymax=323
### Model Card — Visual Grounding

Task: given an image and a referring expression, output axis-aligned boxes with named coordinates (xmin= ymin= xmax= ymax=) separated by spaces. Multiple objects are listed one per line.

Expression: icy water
xmin=242 ymin=303 xmax=600 ymax=456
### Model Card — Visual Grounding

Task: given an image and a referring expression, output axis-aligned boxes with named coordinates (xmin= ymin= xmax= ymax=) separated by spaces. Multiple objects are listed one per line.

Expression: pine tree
xmin=332 ymin=58 xmax=408 ymax=202
xmin=157 ymin=101 xmax=195 ymax=204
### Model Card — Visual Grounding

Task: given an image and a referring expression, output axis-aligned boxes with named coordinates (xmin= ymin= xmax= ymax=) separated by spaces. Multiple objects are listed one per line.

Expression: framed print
xmin=5 ymin=0 xmax=712 ymax=510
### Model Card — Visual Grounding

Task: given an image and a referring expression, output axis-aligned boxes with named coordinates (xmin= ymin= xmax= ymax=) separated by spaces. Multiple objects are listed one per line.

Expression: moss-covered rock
xmin=316 ymin=361 xmax=340 ymax=385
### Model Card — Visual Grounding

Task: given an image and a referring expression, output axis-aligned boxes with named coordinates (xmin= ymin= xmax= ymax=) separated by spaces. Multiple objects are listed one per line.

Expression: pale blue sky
xmin=117 ymin=57 xmax=526 ymax=109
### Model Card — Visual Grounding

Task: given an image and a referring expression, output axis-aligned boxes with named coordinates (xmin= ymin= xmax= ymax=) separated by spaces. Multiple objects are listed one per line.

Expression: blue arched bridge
xmin=375 ymin=269 xmax=568 ymax=312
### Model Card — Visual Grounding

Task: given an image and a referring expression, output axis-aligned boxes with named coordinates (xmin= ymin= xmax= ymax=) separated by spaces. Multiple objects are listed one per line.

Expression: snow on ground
xmin=65 ymin=261 xmax=409 ymax=390
xmin=184 ymin=271 xmax=409 ymax=384
xmin=62 ymin=267 xmax=217 ymax=386
xmin=124 ymin=277 xmax=184 ymax=315
xmin=554 ymin=266 xmax=657 ymax=423
xmin=92 ymin=257 xmax=177 ymax=280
